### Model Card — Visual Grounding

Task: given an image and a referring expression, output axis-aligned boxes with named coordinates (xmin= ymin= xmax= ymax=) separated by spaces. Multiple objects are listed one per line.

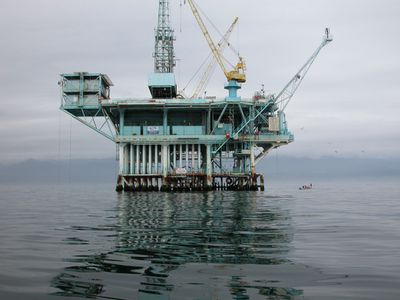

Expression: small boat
xmin=299 ymin=184 xmax=313 ymax=190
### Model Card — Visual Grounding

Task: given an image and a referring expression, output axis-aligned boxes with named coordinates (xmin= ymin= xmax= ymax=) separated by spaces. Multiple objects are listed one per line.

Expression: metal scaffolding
xmin=154 ymin=0 xmax=175 ymax=73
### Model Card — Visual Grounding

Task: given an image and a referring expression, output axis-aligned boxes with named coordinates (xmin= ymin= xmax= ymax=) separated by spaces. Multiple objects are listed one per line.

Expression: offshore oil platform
xmin=59 ymin=0 xmax=332 ymax=192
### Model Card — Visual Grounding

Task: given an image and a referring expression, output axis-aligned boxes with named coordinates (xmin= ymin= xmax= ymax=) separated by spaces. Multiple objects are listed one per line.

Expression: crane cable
xmin=181 ymin=19 xmax=238 ymax=95
xmin=180 ymin=0 xmax=183 ymax=33
xmin=188 ymin=0 xmax=240 ymax=68
xmin=181 ymin=52 xmax=213 ymax=94
xmin=194 ymin=0 xmax=241 ymax=58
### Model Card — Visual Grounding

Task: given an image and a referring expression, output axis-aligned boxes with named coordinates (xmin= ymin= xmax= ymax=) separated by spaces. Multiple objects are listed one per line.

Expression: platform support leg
xmin=161 ymin=144 xmax=169 ymax=191
xmin=119 ymin=143 xmax=125 ymax=175
xmin=260 ymin=175 xmax=265 ymax=191
xmin=250 ymin=143 xmax=258 ymax=190
xmin=206 ymin=144 xmax=212 ymax=190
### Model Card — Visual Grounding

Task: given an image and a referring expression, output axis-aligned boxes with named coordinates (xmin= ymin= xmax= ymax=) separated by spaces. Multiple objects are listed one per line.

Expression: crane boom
xmin=274 ymin=28 xmax=333 ymax=111
xmin=212 ymin=29 xmax=333 ymax=155
xmin=186 ymin=0 xmax=246 ymax=83
xmin=192 ymin=17 xmax=239 ymax=98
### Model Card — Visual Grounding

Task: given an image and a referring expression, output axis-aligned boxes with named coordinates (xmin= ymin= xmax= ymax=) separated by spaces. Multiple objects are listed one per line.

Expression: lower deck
xmin=116 ymin=173 xmax=265 ymax=192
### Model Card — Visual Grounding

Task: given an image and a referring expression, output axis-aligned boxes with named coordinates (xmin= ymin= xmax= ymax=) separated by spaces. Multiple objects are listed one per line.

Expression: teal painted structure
xmin=224 ymin=80 xmax=242 ymax=100
xmin=59 ymin=2 xmax=332 ymax=191
xmin=59 ymin=72 xmax=294 ymax=191
xmin=148 ymin=73 xmax=177 ymax=99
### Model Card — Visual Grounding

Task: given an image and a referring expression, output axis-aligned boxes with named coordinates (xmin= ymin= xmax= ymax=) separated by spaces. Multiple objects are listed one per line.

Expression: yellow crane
xmin=191 ymin=17 xmax=239 ymax=98
xmin=186 ymin=0 xmax=246 ymax=83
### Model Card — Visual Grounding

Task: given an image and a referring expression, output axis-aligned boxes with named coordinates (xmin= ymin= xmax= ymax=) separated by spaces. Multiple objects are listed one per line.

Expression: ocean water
xmin=0 ymin=179 xmax=399 ymax=300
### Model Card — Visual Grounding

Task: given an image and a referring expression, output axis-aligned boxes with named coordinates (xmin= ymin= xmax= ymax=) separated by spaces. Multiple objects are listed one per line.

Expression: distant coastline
xmin=0 ymin=156 xmax=399 ymax=184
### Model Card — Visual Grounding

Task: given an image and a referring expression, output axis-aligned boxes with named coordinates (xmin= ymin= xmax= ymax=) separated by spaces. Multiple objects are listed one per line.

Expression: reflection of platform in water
xmin=116 ymin=192 xmax=292 ymax=265
xmin=50 ymin=192 xmax=303 ymax=299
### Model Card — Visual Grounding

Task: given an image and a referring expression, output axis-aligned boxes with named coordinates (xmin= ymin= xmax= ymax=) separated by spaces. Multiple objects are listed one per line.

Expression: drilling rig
xmin=59 ymin=0 xmax=332 ymax=192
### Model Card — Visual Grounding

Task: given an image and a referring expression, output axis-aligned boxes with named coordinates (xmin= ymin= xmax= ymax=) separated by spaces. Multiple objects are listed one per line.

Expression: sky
xmin=0 ymin=0 xmax=399 ymax=163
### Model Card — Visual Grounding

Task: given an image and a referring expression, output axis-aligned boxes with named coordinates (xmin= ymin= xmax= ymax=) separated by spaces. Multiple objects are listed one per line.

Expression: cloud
xmin=0 ymin=0 xmax=399 ymax=162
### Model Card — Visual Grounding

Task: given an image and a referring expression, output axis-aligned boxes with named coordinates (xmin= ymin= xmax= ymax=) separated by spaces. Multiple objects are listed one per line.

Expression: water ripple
xmin=52 ymin=191 xmax=298 ymax=299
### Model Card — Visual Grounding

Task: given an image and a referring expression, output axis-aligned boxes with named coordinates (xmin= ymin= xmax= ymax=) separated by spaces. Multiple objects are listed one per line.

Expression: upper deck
xmin=59 ymin=72 xmax=294 ymax=147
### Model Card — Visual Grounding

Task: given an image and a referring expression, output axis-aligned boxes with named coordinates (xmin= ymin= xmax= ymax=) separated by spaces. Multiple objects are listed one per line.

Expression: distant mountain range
xmin=259 ymin=156 xmax=400 ymax=181
xmin=0 ymin=158 xmax=117 ymax=184
xmin=0 ymin=156 xmax=399 ymax=184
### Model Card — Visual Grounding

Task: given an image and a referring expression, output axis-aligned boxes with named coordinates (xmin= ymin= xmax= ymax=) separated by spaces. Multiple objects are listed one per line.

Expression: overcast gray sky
xmin=0 ymin=0 xmax=399 ymax=162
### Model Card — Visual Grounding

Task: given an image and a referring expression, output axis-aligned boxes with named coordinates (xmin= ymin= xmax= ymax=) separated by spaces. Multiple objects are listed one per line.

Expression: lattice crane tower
xmin=154 ymin=0 xmax=175 ymax=73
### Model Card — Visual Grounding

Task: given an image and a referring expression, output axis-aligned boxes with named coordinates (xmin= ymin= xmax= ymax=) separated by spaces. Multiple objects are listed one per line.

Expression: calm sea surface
xmin=0 ymin=179 xmax=399 ymax=300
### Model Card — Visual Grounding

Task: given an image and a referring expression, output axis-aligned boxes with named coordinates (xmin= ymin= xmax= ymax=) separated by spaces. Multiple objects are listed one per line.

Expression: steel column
xmin=162 ymin=145 xmax=168 ymax=178
xmin=250 ymin=144 xmax=255 ymax=177
xmin=179 ymin=144 xmax=183 ymax=168
xmin=206 ymin=144 xmax=212 ymax=187
xmin=197 ymin=144 xmax=201 ymax=171
xmin=142 ymin=145 xmax=146 ymax=174
xmin=130 ymin=144 xmax=134 ymax=175
xmin=119 ymin=143 xmax=124 ymax=174
xmin=191 ymin=144 xmax=195 ymax=171
xmin=173 ymin=144 xmax=177 ymax=169
xmin=136 ymin=144 xmax=140 ymax=174
xmin=155 ymin=145 xmax=159 ymax=173
xmin=186 ymin=144 xmax=189 ymax=169
xmin=149 ymin=145 xmax=153 ymax=174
